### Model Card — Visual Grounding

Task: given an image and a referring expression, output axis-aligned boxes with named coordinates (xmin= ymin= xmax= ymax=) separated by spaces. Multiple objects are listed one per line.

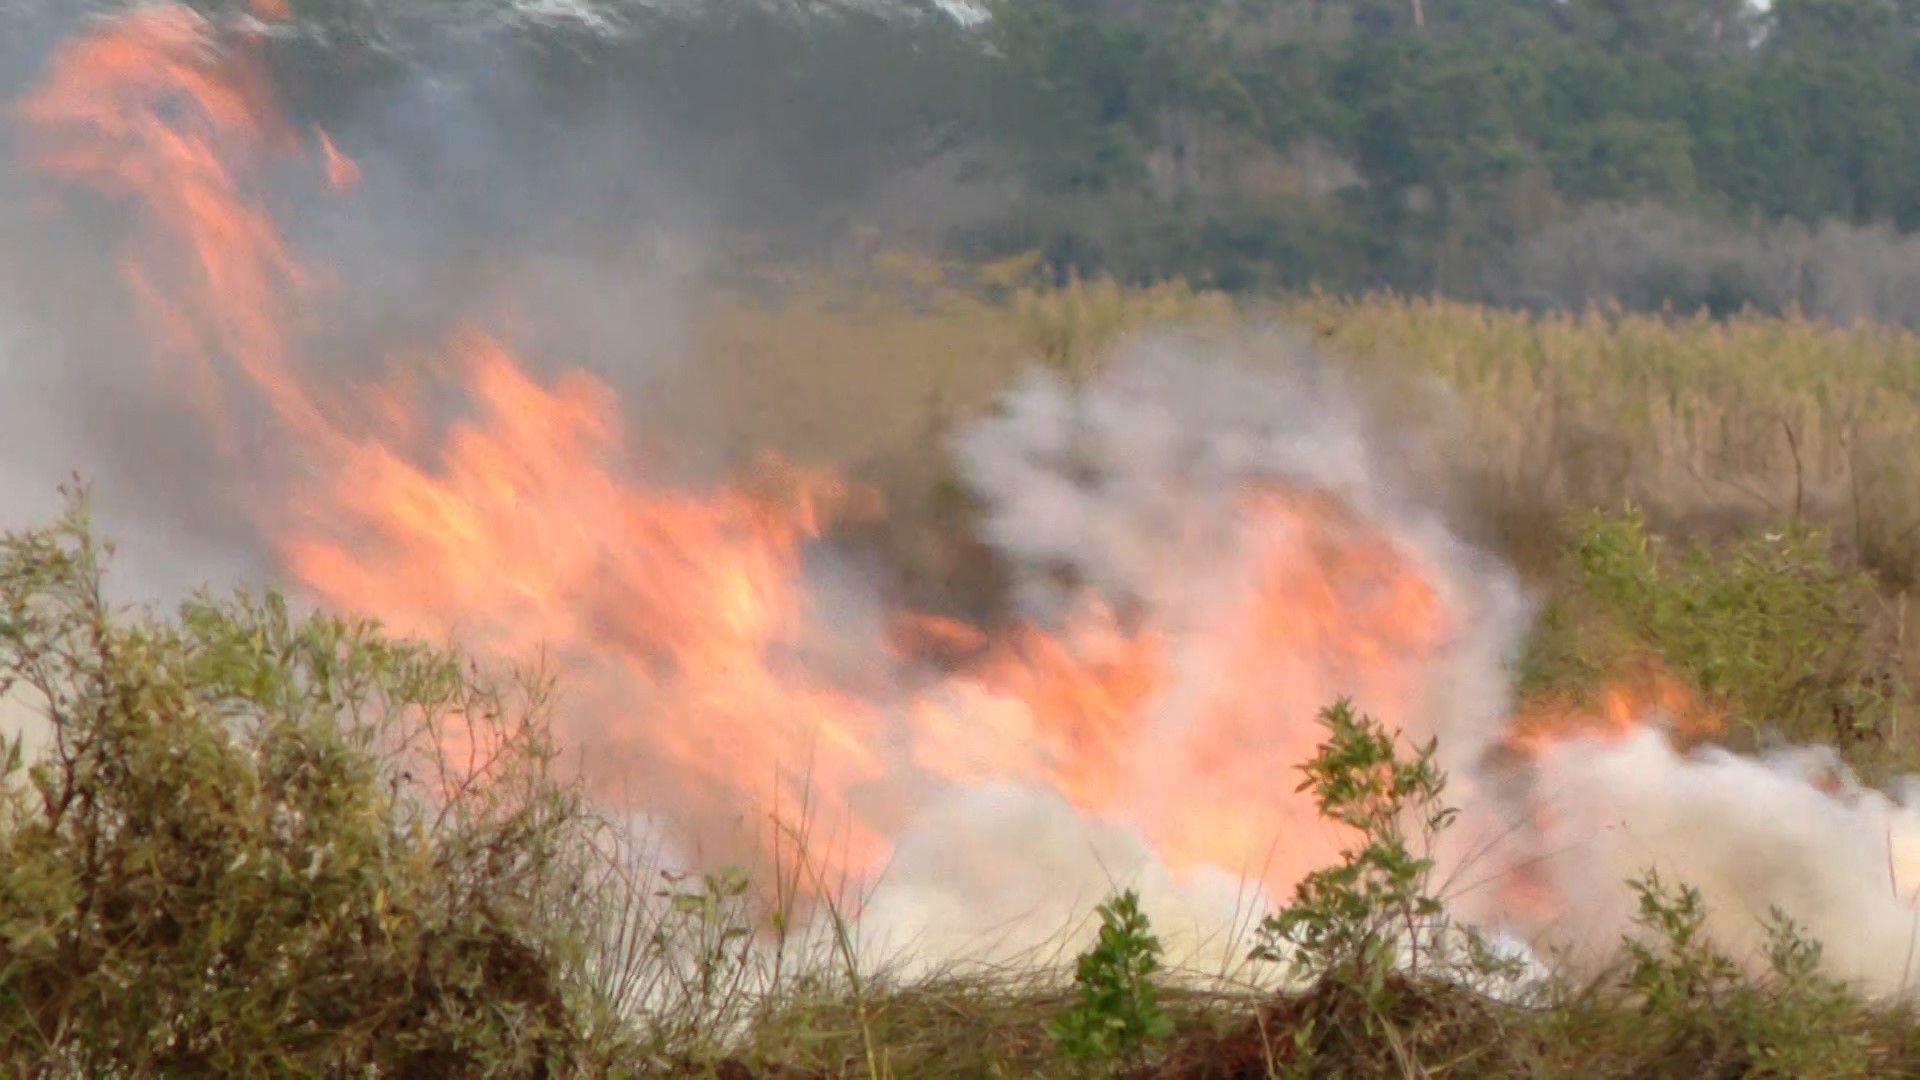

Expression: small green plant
xmin=1250 ymin=700 xmax=1531 ymax=1075
xmin=1254 ymin=699 xmax=1455 ymax=998
xmin=1621 ymin=870 xmax=1742 ymax=1014
xmin=1620 ymin=870 xmax=1871 ymax=1078
xmin=1046 ymin=888 xmax=1175 ymax=1070
xmin=1742 ymin=908 xmax=1872 ymax=1077
xmin=640 ymin=863 xmax=759 ymax=1054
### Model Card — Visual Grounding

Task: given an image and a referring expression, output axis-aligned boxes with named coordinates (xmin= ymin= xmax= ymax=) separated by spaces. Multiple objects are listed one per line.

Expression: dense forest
xmin=956 ymin=0 xmax=1920 ymax=319
xmin=32 ymin=0 xmax=1920 ymax=323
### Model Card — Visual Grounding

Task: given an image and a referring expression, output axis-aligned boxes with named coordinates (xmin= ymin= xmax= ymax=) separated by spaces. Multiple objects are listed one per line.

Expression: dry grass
xmin=661 ymin=259 xmax=1920 ymax=604
xmin=1283 ymin=296 xmax=1920 ymax=570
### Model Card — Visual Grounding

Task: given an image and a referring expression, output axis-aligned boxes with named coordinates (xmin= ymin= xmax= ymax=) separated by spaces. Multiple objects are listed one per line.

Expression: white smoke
xmin=1524 ymin=728 xmax=1920 ymax=995
xmin=838 ymin=326 xmax=1536 ymax=980
xmin=952 ymin=324 xmax=1528 ymax=761
xmin=854 ymin=784 xmax=1263 ymax=981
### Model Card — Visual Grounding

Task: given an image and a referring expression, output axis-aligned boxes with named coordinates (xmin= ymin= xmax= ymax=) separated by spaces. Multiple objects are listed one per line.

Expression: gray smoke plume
xmin=851 ymin=326 xmax=1538 ymax=976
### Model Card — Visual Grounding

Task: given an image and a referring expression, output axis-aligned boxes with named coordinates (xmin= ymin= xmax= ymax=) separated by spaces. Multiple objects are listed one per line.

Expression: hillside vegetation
xmin=8 ymin=280 xmax=1920 ymax=1075
xmin=129 ymin=0 xmax=1920 ymax=326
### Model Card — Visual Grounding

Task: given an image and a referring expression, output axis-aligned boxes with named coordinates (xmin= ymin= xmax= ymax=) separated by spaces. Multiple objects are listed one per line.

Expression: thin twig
xmin=1780 ymin=416 xmax=1804 ymax=523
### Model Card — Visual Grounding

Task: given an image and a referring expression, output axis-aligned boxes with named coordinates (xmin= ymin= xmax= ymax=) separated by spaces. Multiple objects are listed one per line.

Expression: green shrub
xmin=638 ymin=864 xmax=760 ymax=1059
xmin=1253 ymin=699 xmax=1456 ymax=999
xmin=1046 ymin=888 xmax=1174 ymax=1070
xmin=1616 ymin=871 xmax=1871 ymax=1078
xmin=1249 ymin=700 xmax=1532 ymax=1077
xmin=1521 ymin=505 xmax=1903 ymax=759
xmin=0 ymin=491 xmax=624 ymax=1075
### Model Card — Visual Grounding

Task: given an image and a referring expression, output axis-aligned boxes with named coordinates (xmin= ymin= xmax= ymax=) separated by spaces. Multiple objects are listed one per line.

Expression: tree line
xmin=36 ymin=0 xmax=1920 ymax=321
xmin=971 ymin=0 xmax=1920 ymax=314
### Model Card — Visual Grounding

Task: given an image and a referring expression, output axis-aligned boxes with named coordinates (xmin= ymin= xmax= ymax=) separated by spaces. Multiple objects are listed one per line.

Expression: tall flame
xmin=16 ymin=6 xmax=326 ymax=440
xmin=16 ymin=5 xmax=909 ymax=884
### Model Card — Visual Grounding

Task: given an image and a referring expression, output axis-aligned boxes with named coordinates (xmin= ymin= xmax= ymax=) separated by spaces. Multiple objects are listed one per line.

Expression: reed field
xmin=688 ymin=259 xmax=1920 ymax=565
xmin=691 ymin=263 xmax=1920 ymax=598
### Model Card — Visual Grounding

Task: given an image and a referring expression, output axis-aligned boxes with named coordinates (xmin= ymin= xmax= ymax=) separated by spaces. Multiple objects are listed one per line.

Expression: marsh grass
xmin=688 ymin=258 xmax=1920 ymax=582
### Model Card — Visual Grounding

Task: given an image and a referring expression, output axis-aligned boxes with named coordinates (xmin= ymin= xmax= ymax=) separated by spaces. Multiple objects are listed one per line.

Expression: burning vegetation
xmin=7 ymin=4 xmax=1920 ymax=1077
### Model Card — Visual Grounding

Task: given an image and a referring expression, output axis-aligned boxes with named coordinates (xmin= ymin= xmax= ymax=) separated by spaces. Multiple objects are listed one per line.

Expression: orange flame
xmin=1492 ymin=661 xmax=1725 ymax=925
xmin=1506 ymin=660 xmax=1724 ymax=760
xmin=899 ymin=603 xmax=1165 ymax=809
xmin=13 ymin=4 xmax=353 ymax=449
xmin=317 ymin=130 xmax=361 ymax=192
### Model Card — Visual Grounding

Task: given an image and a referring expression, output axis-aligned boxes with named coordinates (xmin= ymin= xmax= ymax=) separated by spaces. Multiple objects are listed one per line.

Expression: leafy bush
xmin=636 ymin=864 xmax=763 ymax=1060
xmin=1046 ymin=888 xmax=1174 ymax=1070
xmin=1245 ymin=700 xmax=1532 ymax=1076
xmin=1617 ymin=871 xmax=1872 ymax=1078
xmin=1521 ymin=506 xmax=1903 ymax=760
xmin=1253 ymin=699 xmax=1456 ymax=997
xmin=0 ymin=491 xmax=623 ymax=1075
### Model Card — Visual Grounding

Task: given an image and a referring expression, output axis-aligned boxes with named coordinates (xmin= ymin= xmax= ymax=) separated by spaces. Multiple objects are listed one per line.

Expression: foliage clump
xmin=1607 ymin=871 xmax=1873 ymax=1078
xmin=0 ymin=492 xmax=620 ymax=1074
xmin=1254 ymin=700 xmax=1454 ymax=992
xmin=1248 ymin=699 xmax=1528 ymax=1076
xmin=1521 ymin=505 xmax=1904 ymax=761
xmin=1046 ymin=888 xmax=1174 ymax=1070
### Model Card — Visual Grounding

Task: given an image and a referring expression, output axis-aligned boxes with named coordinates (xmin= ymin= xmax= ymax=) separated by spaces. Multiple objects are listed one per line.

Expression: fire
xmin=317 ymin=130 xmax=361 ymax=192
xmin=1238 ymin=489 xmax=1448 ymax=690
xmin=1488 ymin=662 xmax=1725 ymax=925
xmin=1132 ymin=490 xmax=1453 ymax=883
xmin=900 ymin=603 xmax=1165 ymax=808
xmin=1506 ymin=660 xmax=1724 ymax=759
xmin=16 ymin=5 xmax=324 ymax=441
xmin=889 ymin=486 xmax=1459 ymax=893
xmin=11 ymin=3 xmax=1773 ymax=928
xmin=17 ymin=5 xmax=904 ymax=884
xmin=288 ymin=346 xmax=901 ymax=874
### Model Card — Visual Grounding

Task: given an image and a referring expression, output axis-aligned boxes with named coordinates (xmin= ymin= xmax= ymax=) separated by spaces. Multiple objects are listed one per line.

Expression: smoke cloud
xmin=1525 ymin=729 xmax=1920 ymax=993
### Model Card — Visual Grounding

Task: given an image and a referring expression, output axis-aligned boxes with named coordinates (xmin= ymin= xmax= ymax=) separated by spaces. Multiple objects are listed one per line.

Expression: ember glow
xmin=17 ymin=3 xmax=1920 ymax=991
